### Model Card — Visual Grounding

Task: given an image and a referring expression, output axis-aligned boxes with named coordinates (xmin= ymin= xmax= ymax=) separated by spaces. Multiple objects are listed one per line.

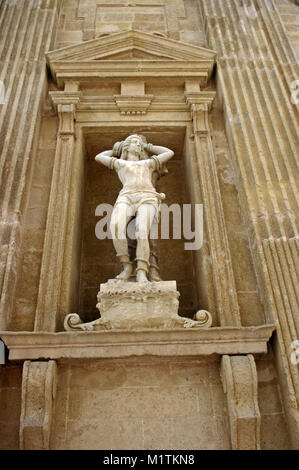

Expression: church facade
xmin=0 ymin=0 xmax=298 ymax=450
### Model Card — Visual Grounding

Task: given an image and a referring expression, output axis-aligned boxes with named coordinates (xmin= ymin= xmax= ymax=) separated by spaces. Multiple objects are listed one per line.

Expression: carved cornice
xmin=76 ymin=96 xmax=188 ymax=115
xmin=46 ymin=30 xmax=216 ymax=89
xmin=50 ymin=62 xmax=213 ymax=88
xmin=0 ymin=325 xmax=274 ymax=360
xmin=185 ymin=91 xmax=216 ymax=111
xmin=46 ymin=30 xmax=216 ymax=62
xmin=113 ymin=94 xmax=154 ymax=115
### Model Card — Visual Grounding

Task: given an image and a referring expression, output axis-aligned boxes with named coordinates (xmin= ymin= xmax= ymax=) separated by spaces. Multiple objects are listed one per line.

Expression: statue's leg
xmin=135 ymin=203 xmax=156 ymax=282
xmin=149 ymin=237 xmax=162 ymax=281
xmin=110 ymin=203 xmax=133 ymax=280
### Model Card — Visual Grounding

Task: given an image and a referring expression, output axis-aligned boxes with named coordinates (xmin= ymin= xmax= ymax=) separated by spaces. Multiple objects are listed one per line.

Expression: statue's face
xmin=127 ymin=137 xmax=143 ymax=160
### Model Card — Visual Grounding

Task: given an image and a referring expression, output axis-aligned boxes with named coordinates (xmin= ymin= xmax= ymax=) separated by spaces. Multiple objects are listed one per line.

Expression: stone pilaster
xmin=185 ymin=88 xmax=241 ymax=327
xmin=34 ymin=88 xmax=81 ymax=332
xmin=20 ymin=360 xmax=57 ymax=450
xmin=221 ymin=354 xmax=261 ymax=450
xmin=0 ymin=0 xmax=62 ymax=331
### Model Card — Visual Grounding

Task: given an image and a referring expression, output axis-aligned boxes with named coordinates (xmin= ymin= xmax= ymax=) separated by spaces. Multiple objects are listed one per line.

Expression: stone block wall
xmin=11 ymin=105 xmax=57 ymax=331
xmin=0 ymin=352 xmax=290 ymax=450
xmin=0 ymin=364 xmax=22 ymax=450
xmin=56 ymin=0 xmax=205 ymax=47
xmin=0 ymin=0 xmax=298 ymax=451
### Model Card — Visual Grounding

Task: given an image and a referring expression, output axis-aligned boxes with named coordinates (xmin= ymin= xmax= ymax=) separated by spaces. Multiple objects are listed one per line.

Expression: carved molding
xmin=46 ymin=29 xmax=216 ymax=62
xmin=221 ymin=355 xmax=261 ymax=450
xmin=64 ymin=281 xmax=213 ymax=331
xmin=113 ymin=94 xmax=154 ymax=115
xmin=0 ymin=325 xmax=275 ymax=360
xmin=20 ymin=360 xmax=57 ymax=450
xmin=46 ymin=30 xmax=216 ymax=88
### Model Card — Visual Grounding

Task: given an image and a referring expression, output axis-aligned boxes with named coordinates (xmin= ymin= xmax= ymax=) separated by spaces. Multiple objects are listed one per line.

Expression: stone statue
xmin=63 ymin=134 xmax=213 ymax=331
xmin=95 ymin=134 xmax=174 ymax=282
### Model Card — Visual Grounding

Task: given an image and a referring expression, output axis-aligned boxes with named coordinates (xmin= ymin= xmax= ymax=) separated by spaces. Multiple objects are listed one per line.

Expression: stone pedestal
xmin=64 ymin=281 xmax=212 ymax=331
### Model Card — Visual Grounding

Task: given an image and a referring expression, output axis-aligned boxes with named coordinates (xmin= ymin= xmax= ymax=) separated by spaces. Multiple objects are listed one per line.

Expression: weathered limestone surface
xmin=221 ymin=355 xmax=261 ymax=450
xmin=277 ymin=0 xmax=299 ymax=58
xmin=0 ymin=352 xmax=289 ymax=450
xmin=200 ymin=0 xmax=299 ymax=447
xmin=20 ymin=360 xmax=57 ymax=450
xmin=50 ymin=358 xmax=231 ymax=450
xmin=0 ymin=0 xmax=297 ymax=451
xmin=0 ymin=0 xmax=61 ymax=331
xmin=56 ymin=0 xmax=205 ymax=47
xmin=0 ymin=324 xmax=275 ymax=360
xmin=65 ymin=281 xmax=212 ymax=330
xmin=0 ymin=363 xmax=22 ymax=450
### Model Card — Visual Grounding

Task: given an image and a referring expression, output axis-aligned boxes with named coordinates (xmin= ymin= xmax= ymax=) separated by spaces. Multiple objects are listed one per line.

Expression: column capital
xmin=49 ymin=91 xmax=81 ymax=136
xmin=185 ymin=91 xmax=216 ymax=136
xmin=184 ymin=90 xmax=216 ymax=110
xmin=49 ymin=90 xmax=81 ymax=107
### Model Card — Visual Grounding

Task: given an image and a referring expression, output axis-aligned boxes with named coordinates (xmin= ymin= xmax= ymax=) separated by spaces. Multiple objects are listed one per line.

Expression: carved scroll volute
xmin=57 ymin=103 xmax=76 ymax=135
xmin=34 ymin=88 xmax=81 ymax=332
xmin=221 ymin=355 xmax=261 ymax=450
xmin=191 ymin=102 xmax=210 ymax=136
xmin=185 ymin=88 xmax=241 ymax=327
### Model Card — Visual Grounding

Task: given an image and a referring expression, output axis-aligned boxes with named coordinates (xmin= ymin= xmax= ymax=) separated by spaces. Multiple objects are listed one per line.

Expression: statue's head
xmin=120 ymin=134 xmax=147 ymax=161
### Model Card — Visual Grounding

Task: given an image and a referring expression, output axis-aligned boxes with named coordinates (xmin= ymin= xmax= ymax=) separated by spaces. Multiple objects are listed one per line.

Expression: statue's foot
xmin=115 ymin=264 xmax=133 ymax=281
xmin=136 ymin=270 xmax=149 ymax=283
xmin=149 ymin=271 xmax=162 ymax=282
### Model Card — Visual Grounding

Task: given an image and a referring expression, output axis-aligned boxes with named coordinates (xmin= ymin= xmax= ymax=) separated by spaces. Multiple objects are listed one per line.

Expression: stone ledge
xmin=0 ymin=325 xmax=275 ymax=361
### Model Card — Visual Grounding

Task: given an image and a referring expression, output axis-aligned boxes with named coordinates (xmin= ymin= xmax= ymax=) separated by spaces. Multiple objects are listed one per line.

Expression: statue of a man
xmin=95 ymin=134 xmax=174 ymax=282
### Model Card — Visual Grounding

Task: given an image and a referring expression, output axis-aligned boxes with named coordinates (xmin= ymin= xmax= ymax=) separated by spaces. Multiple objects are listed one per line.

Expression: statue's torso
xmin=117 ymin=160 xmax=155 ymax=192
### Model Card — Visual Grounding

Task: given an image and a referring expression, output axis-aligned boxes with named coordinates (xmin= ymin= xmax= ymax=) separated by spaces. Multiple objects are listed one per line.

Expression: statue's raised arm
xmin=95 ymin=149 xmax=116 ymax=169
xmin=94 ymin=134 xmax=174 ymax=283
xmin=145 ymin=143 xmax=174 ymax=170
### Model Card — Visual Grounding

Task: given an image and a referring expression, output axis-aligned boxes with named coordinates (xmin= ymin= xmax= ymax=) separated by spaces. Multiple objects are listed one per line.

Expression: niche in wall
xmin=77 ymin=125 xmax=201 ymax=323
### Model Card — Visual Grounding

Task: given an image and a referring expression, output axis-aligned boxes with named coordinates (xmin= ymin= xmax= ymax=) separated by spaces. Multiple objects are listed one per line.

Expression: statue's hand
xmin=145 ymin=142 xmax=154 ymax=154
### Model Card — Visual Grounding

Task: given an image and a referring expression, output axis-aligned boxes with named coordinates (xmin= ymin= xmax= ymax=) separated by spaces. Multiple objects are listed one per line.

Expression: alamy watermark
xmin=95 ymin=203 xmax=203 ymax=251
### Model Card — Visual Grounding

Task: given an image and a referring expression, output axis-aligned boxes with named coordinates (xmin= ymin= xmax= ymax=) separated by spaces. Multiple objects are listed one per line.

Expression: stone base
xmin=64 ymin=281 xmax=212 ymax=331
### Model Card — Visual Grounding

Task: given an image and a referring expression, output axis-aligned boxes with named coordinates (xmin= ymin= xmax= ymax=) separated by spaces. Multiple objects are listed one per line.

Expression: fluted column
xmin=34 ymin=88 xmax=81 ymax=332
xmin=200 ymin=0 xmax=299 ymax=446
xmin=0 ymin=0 xmax=62 ymax=330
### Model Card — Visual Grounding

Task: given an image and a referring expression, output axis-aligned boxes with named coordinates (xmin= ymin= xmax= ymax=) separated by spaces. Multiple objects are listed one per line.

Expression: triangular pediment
xmin=46 ymin=30 xmax=216 ymax=63
xmin=95 ymin=48 xmax=176 ymax=61
xmin=46 ymin=30 xmax=216 ymax=88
